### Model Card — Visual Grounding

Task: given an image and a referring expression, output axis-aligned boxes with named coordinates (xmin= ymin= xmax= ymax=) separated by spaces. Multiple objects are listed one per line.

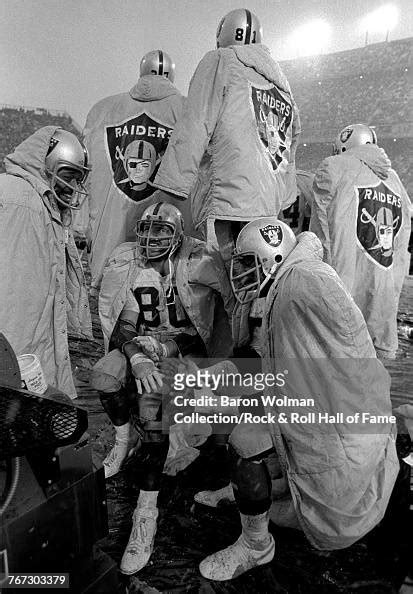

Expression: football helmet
xmin=45 ymin=129 xmax=90 ymax=210
xmin=333 ymin=123 xmax=377 ymax=155
xmin=139 ymin=50 xmax=175 ymax=83
xmin=136 ymin=202 xmax=184 ymax=260
xmin=216 ymin=9 xmax=262 ymax=48
xmin=230 ymin=218 xmax=296 ymax=304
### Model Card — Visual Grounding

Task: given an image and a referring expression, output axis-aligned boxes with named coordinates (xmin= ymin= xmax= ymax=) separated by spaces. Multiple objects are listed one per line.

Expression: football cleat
xmin=103 ymin=433 xmax=141 ymax=479
xmin=120 ymin=506 xmax=159 ymax=575
xmin=194 ymin=484 xmax=235 ymax=507
xmin=199 ymin=533 xmax=275 ymax=581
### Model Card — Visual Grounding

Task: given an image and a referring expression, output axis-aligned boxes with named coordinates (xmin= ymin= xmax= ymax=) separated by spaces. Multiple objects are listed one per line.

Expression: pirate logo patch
xmin=250 ymin=84 xmax=293 ymax=172
xmin=356 ymin=181 xmax=402 ymax=268
xmin=259 ymin=224 xmax=283 ymax=247
xmin=340 ymin=127 xmax=354 ymax=144
xmin=105 ymin=113 xmax=173 ymax=202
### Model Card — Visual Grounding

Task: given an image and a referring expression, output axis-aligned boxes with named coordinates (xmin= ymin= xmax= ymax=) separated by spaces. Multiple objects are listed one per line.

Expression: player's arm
xmin=134 ymin=332 xmax=206 ymax=361
xmin=109 ymin=310 xmax=163 ymax=394
xmin=166 ymin=332 xmax=206 ymax=358
xmin=109 ymin=309 xmax=140 ymax=357
xmin=310 ymin=158 xmax=338 ymax=265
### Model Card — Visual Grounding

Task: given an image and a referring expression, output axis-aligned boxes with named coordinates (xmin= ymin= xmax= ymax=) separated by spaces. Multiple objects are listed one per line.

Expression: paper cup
xmin=17 ymin=354 xmax=48 ymax=394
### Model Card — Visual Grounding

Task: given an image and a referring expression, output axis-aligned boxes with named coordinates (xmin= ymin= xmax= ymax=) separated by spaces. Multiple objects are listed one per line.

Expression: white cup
xmin=17 ymin=354 xmax=48 ymax=395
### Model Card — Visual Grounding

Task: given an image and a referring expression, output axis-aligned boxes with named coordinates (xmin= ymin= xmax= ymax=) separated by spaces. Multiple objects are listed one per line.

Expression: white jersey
xmin=124 ymin=264 xmax=196 ymax=340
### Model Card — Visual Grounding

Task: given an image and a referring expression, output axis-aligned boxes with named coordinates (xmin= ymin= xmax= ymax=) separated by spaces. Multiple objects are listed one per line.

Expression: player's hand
xmin=130 ymin=352 xmax=164 ymax=394
xmin=133 ymin=336 xmax=167 ymax=362
xmin=135 ymin=371 xmax=164 ymax=395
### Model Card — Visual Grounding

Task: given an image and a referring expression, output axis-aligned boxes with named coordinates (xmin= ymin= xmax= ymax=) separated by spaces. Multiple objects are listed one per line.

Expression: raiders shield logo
xmin=259 ymin=224 xmax=283 ymax=247
xmin=105 ymin=112 xmax=173 ymax=202
xmin=356 ymin=181 xmax=402 ymax=268
xmin=250 ymin=83 xmax=293 ymax=172
xmin=340 ymin=127 xmax=354 ymax=144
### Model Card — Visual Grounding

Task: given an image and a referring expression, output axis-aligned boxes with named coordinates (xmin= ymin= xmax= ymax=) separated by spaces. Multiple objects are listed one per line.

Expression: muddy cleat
xmin=199 ymin=533 xmax=275 ymax=581
xmin=120 ymin=507 xmax=158 ymax=575
xmin=194 ymin=484 xmax=235 ymax=508
xmin=103 ymin=437 xmax=140 ymax=479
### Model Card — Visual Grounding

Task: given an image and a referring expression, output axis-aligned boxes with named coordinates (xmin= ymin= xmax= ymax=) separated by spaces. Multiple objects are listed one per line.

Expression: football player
xmin=91 ymin=202 xmax=233 ymax=575
xmin=154 ymin=9 xmax=301 ymax=275
xmin=311 ymin=123 xmax=411 ymax=358
xmin=82 ymin=49 xmax=189 ymax=295
xmin=0 ymin=127 xmax=92 ymax=398
xmin=198 ymin=218 xmax=398 ymax=581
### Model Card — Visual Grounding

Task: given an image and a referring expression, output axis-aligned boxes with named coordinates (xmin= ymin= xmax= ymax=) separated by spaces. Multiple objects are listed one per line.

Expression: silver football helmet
xmin=216 ymin=8 xmax=263 ymax=48
xmin=136 ymin=202 xmax=184 ymax=260
xmin=230 ymin=218 xmax=296 ymax=304
xmin=139 ymin=50 xmax=175 ymax=83
xmin=333 ymin=124 xmax=377 ymax=155
xmin=45 ymin=129 xmax=90 ymax=210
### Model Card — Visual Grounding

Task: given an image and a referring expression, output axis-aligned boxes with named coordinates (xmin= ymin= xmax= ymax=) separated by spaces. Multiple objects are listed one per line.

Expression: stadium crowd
xmin=0 ymin=7 xmax=412 ymax=592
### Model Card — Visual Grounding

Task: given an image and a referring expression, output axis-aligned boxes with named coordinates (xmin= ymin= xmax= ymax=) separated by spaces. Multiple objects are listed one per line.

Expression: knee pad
xmin=229 ymin=424 xmax=273 ymax=459
xmin=90 ymin=350 xmax=128 ymax=392
xmin=90 ymin=369 xmax=123 ymax=392
xmin=229 ymin=425 xmax=259 ymax=459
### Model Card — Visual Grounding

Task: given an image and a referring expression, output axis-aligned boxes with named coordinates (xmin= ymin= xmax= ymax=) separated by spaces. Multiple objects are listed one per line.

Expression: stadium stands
xmin=296 ymin=137 xmax=413 ymax=194
xmin=281 ymin=37 xmax=411 ymax=82
xmin=281 ymin=37 xmax=413 ymax=196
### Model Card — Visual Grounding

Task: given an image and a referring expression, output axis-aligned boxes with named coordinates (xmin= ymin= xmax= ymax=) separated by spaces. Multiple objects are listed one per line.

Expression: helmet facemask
xmin=230 ymin=218 xmax=297 ymax=304
xmin=47 ymin=162 xmax=89 ymax=210
xmin=136 ymin=219 xmax=180 ymax=261
xmin=230 ymin=251 xmax=277 ymax=304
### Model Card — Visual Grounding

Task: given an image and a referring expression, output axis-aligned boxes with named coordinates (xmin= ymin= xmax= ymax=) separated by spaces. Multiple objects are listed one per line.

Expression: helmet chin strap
xmin=49 ymin=185 xmax=72 ymax=210
xmin=258 ymin=263 xmax=278 ymax=295
xmin=50 ymin=187 xmax=86 ymax=211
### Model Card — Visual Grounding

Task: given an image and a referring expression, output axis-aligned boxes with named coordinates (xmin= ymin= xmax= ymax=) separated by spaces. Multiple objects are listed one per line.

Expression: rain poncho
xmin=263 ymin=232 xmax=399 ymax=549
xmin=82 ymin=76 xmax=186 ymax=292
xmin=311 ymin=145 xmax=411 ymax=357
xmin=154 ymin=45 xmax=301 ymax=230
xmin=0 ymin=126 xmax=92 ymax=398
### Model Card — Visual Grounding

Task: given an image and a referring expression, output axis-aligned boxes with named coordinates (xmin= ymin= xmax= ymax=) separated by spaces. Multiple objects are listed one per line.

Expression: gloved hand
xmin=133 ymin=336 xmax=168 ymax=363
xmin=129 ymin=352 xmax=163 ymax=394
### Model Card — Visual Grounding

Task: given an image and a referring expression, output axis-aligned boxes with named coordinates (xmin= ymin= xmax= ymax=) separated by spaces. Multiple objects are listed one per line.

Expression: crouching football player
xmin=91 ymin=202 xmax=233 ymax=574
xmin=199 ymin=218 xmax=398 ymax=581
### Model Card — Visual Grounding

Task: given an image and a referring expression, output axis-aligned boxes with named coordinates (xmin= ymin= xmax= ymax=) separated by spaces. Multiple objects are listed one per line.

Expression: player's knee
xmin=90 ymin=369 xmax=123 ymax=392
xmin=90 ymin=350 xmax=128 ymax=393
xmin=229 ymin=424 xmax=263 ymax=459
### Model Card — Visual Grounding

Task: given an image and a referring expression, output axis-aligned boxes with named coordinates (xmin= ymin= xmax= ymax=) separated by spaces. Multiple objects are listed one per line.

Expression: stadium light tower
xmin=362 ymin=4 xmax=399 ymax=44
xmin=287 ymin=19 xmax=331 ymax=58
